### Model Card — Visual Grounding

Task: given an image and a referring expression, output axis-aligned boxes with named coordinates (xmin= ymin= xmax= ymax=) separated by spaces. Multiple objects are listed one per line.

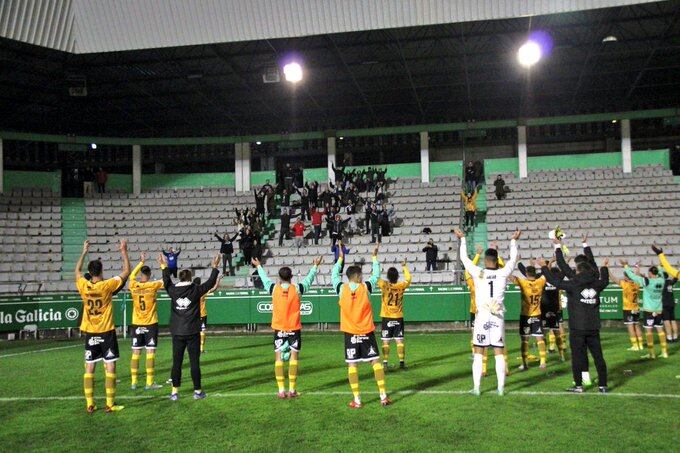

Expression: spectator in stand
xmin=163 ymin=246 xmax=182 ymax=278
xmin=96 ymin=167 xmax=108 ymax=194
xmin=370 ymin=206 xmax=382 ymax=244
xmin=364 ymin=201 xmax=373 ymax=235
xmin=254 ymin=188 xmax=266 ymax=219
xmin=262 ymin=179 xmax=274 ymax=192
xmin=311 ymin=207 xmax=324 ymax=245
xmin=83 ymin=167 xmax=95 ymax=196
xmin=240 ymin=227 xmax=255 ymax=264
xmin=329 ymin=214 xmax=348 ymax=246
xmin=305 ymin=181 xmax=319 ymax=208
xmin=280 ymin=189 xmax=291 ymax=211
xmin=331 ymin=163 xmax=345 ymax=183
xmin=464 ymin=161 xmax=477 ymax=193
xmin=296 ymin=187 xmax=310 ymax=221
xmin=332 ymin=241 xmax=349 ymax=263
xmin=293 ymin=218 xmax=306 ymax=250
xmin=214 ymin=231 xmax=238 ymax=275
xmin=461 ymin=187 xmax=479 ymax=231
xmin=278 ymin=210 xmax=291 ymax=247
xmin=494 ymin=175 xmax=507 ymax=200
xmin=265 ymin=187 xmax=275 ymax=219
xmin=380 ymin=208 xmax=391 ymax=238
xmin=423 ymin=239 xmax=438 ymax=272
xmin=252 ymin=238 xmax=263 ymax=262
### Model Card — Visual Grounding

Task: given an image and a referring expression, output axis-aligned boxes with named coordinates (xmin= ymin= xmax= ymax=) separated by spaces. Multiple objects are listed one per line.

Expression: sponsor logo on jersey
xmin=580 ymin=288 xmax=597 ymax=304
xmin=387 ymin=320 xmax=399 ymax=327
xmin=176 ymin=298 xmax=191 ymax=310
xmin=88 ymin=336 xmax=105 ymax=346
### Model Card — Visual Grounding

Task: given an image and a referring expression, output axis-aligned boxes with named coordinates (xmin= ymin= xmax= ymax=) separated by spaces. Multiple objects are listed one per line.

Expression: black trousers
xmin=371 ymin=225 xmax=381 ymax=243
xmin=171 ymin=333 xmax=202 ymax=390
xmin=569 ymin=329 xmax=607 ymax=387
xmin=464 ymin=210 xmax=475 ymax=227
xmin=222 ymin=253 xmax=233 ymax=275
xmin=313 ymin=225 xmax=322 ymax=244
xmin=426 ymin=259 xmax=436 ymax=271
xmin=168 ymin=267 xmax=178 ymax=278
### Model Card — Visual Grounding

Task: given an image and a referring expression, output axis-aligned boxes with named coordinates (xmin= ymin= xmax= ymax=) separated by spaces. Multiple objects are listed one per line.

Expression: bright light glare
xmin=283 ymin=62 xmax=303 ymax=83
xmin=517 ymin=41 xmax=542 ymax=67
xmin=90 ymin=143 xmax=97 ymax=149
xmin=256 ymin=141 xmax=262 ymax=145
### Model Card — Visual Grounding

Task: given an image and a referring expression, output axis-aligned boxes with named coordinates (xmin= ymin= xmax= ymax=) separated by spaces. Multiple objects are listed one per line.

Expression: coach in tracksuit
xmin=541 ymin=246 xmax=609 ymax=393
xmin=161 ymin=253 xmax=220 ymax=400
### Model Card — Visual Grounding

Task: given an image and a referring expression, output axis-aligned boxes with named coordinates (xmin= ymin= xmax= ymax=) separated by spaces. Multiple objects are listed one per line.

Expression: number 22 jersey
xmin=76 ymin=276 xmax=122 ymax=333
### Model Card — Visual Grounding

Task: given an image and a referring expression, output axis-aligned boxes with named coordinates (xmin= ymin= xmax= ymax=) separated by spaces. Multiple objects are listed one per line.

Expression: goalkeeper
xmin=253 ymin=256 xmax=322 ymax=399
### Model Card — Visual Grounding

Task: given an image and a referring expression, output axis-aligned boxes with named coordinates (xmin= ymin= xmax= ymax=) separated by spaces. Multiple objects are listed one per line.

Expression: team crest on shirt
xmin=580 ymin=288 xmax=597 ymax=304
xmin=176 ymin=298 xmax=191 ymax=310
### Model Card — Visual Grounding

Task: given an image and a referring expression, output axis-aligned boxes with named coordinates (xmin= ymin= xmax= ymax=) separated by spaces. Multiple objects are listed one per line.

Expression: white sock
xmin=472 ymin=354 xmax=483 ymax=390
xmin=495 ymin=354 xmax=506 ymax=392
xmin=354 ymin=396 xmax=361 ymax=404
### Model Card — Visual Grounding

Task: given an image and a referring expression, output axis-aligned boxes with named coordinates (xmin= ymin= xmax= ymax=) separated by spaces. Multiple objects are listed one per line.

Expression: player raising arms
xmin=252 ymin=256 xmax=321 ymax=399
xmin=652 ymin=244 xmax=678 ymax=279
xmin=75 ymin=239 xmax=131 ymax=414
xmin=378 ymin=259 xmax=412 ymax=370
xmin=333 ymin=244 xmax=391 ymax=408
xmin=622 ymin=260 xmax=668 ymax=359
xmin=609 ymin=268 xmax=643 ymax=351
xmin=510 ymin=264 xmax=548 ymax=370
xmin=128 ymin=252 xmax=164 ymax=390
xmin=456 ymin=229 xmax=520 ymax=396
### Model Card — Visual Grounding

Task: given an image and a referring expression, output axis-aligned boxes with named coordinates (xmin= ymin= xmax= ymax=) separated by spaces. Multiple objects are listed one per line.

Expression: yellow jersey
xmin=378 ymin=267 xmax=412 ymax=318
xmin=200 ymin=292 xmax=213 ymax=318
xmin=516 ymin=276 xmax=546 ymax=317
xmin=620 ymin=280 xmax=640 ymax=311
xmin=76 ymin=276 xmax=122 ymax=333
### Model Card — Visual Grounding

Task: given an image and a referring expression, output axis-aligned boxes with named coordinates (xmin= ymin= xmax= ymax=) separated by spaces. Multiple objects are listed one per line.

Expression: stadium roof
xmin=0 ymin=0 xmax=678 ymax=138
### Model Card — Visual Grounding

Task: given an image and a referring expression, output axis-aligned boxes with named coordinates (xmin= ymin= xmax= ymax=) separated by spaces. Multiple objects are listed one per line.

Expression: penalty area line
xmin=1 ymin=389 xmax=679 ymax=402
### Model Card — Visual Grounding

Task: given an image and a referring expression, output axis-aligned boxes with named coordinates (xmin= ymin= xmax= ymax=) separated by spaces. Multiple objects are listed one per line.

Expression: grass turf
xmin=0 ymin=330 xmax=678 ymax=452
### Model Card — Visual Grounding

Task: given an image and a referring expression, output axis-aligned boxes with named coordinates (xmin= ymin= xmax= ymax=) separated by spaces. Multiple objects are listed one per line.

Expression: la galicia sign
xmin=256 ymin=301 xmax=314 ymax=316
xmin=0 ymin=300 xmax=82 ymax=331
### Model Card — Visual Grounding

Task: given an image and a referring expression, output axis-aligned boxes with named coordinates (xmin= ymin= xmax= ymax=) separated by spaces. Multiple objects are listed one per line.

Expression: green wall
xmin=485 ymin=157 xmax=519 ymax=177
xmin=3 ymin=170 xmax=61 ymax=192
xmin=631 ymin=148 xmax=669 ymax=167
xmin=141 ymin=172 xmax=235 ymax=190
xmin=107 ymin=173 xmax=133 ymax=193
xmin=430 ymin=160 xmax=463 ymax=178
xmin=251 ymin=171 xmax=276 ymax=187
xmin=303 ymin=167 xmax=328 ymax=183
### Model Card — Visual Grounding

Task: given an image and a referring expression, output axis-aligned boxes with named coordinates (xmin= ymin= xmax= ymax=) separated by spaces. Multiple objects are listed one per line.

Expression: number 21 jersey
xmin=76 ymin=276 xmax=122 ymax=333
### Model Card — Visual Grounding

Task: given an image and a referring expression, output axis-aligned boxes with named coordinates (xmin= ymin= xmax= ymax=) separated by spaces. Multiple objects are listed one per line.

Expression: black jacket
xmin=542 ymin=261 xmax=609 ymax=331
xmin=662 ymin=273 xmax=678 ymax=308
xmin=423 ymin=244 xmax=438 ymax=262
xmin=164 ymin=267 xmax=219 ymax=336
xmin=214 ymin=233 xmax=238 ymax=254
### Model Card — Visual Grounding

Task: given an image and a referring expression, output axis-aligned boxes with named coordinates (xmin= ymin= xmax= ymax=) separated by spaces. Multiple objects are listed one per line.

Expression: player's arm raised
xmin=300 ymin=256 xmax=322 ymax=294
xmin=75 ymin=240 xmax=89 ymax=281
xmin=117 ymin=239 xmax=131 ymax=281
xmin=367 ymin=244 xmax=381 ymax=290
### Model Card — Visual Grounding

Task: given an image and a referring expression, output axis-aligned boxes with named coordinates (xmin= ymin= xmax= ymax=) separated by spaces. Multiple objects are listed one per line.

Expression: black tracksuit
xmin=164 ymin=267 xmax=219 ymax=390
xmin=542 ymin=250 xmax=609 ymax=387
xmin=214 ymin=233 xmax=238 ymax=275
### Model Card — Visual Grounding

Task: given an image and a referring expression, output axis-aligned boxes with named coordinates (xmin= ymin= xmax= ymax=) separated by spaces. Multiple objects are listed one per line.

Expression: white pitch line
xmin=1 ymin=389 xmax=679 ymax=402
xmin=0 ymin=344 xmax=80 ymax=359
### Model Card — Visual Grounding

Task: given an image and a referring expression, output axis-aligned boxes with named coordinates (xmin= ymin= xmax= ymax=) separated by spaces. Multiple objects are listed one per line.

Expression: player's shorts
xmin=344 ymin=332 xmax=380 ymax=363
xmin=131 ymin=323 xmax=159 ymax=349
xmin=381 ymin=318 xmax=404 ymax=340
xmin=519 ymin=315 xmax=543 ymax=337
xmin=557 ymin=310 xmax=564 ymax=324
xmin=623 ymin=310 xmax=640 ymax=325
xmin=469 ymin=312 xmax=475 ymax=328
xmin=200 ymin=316 xmax=208 ymax=332
xmin=274 ymin=330 xmax=302 ymax=352
xmin=541 ymin=311 xmax=560 ymax=330
xmin=662 ymin=306 xmax=675 ymax=321
xmin=84 ymin=330 xmax=119 ymax=363
xmin=642 ymin=312 xmax=663 ymax=328
xmin=472 ymin=314 xmax=505 ymax=348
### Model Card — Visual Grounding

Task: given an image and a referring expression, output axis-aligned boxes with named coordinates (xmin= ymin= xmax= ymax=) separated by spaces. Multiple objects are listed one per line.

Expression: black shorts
xmin=519 ymin=315 xmax=543 ymax=337
xmin=469 ymin=312 xmax=476 ymax=328
xmin=84 ymin=330 xmax=119 ymax=363
xmin=623 ymin=310 xmax=640 ymax=325
xmin=132 ymin=323 xmax=159 ymax=349
xmin=344 ymin=332 xmax=380 ymax=363
xmin=541 ymin=311 xmax=560 ymax=330
xmin=643 ymin=312 xmax=663 ymax=328
xmin=274 ymin=330 xmax=302 ymax=352
xmin=200 ymin=316 xmax=208 ymax=332
xmin=381 ymin=318 xmax=404 ymax=340
xmin=662 ymin=306 xmax=676 ymax=321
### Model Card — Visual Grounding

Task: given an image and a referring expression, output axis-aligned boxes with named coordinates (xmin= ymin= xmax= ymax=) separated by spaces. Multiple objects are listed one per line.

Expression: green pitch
xmin=1 ymin=331 xmax=678 ymax=451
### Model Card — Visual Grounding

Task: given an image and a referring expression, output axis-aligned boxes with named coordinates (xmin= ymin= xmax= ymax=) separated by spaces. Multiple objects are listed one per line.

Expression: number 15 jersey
xmin=459 ymin=237 xmax=518 ymax=318
xmin=76 ymin=276 xmax=123 ymax=333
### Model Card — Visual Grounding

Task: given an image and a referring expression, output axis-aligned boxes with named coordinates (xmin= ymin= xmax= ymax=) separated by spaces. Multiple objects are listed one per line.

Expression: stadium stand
xmin=0 ymin=188 xmax=62 ymax=293
xmin=485 ymin=165 xmax=680 ymax=274
xmin=254 ymin=176 xmax=462 ymax=287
